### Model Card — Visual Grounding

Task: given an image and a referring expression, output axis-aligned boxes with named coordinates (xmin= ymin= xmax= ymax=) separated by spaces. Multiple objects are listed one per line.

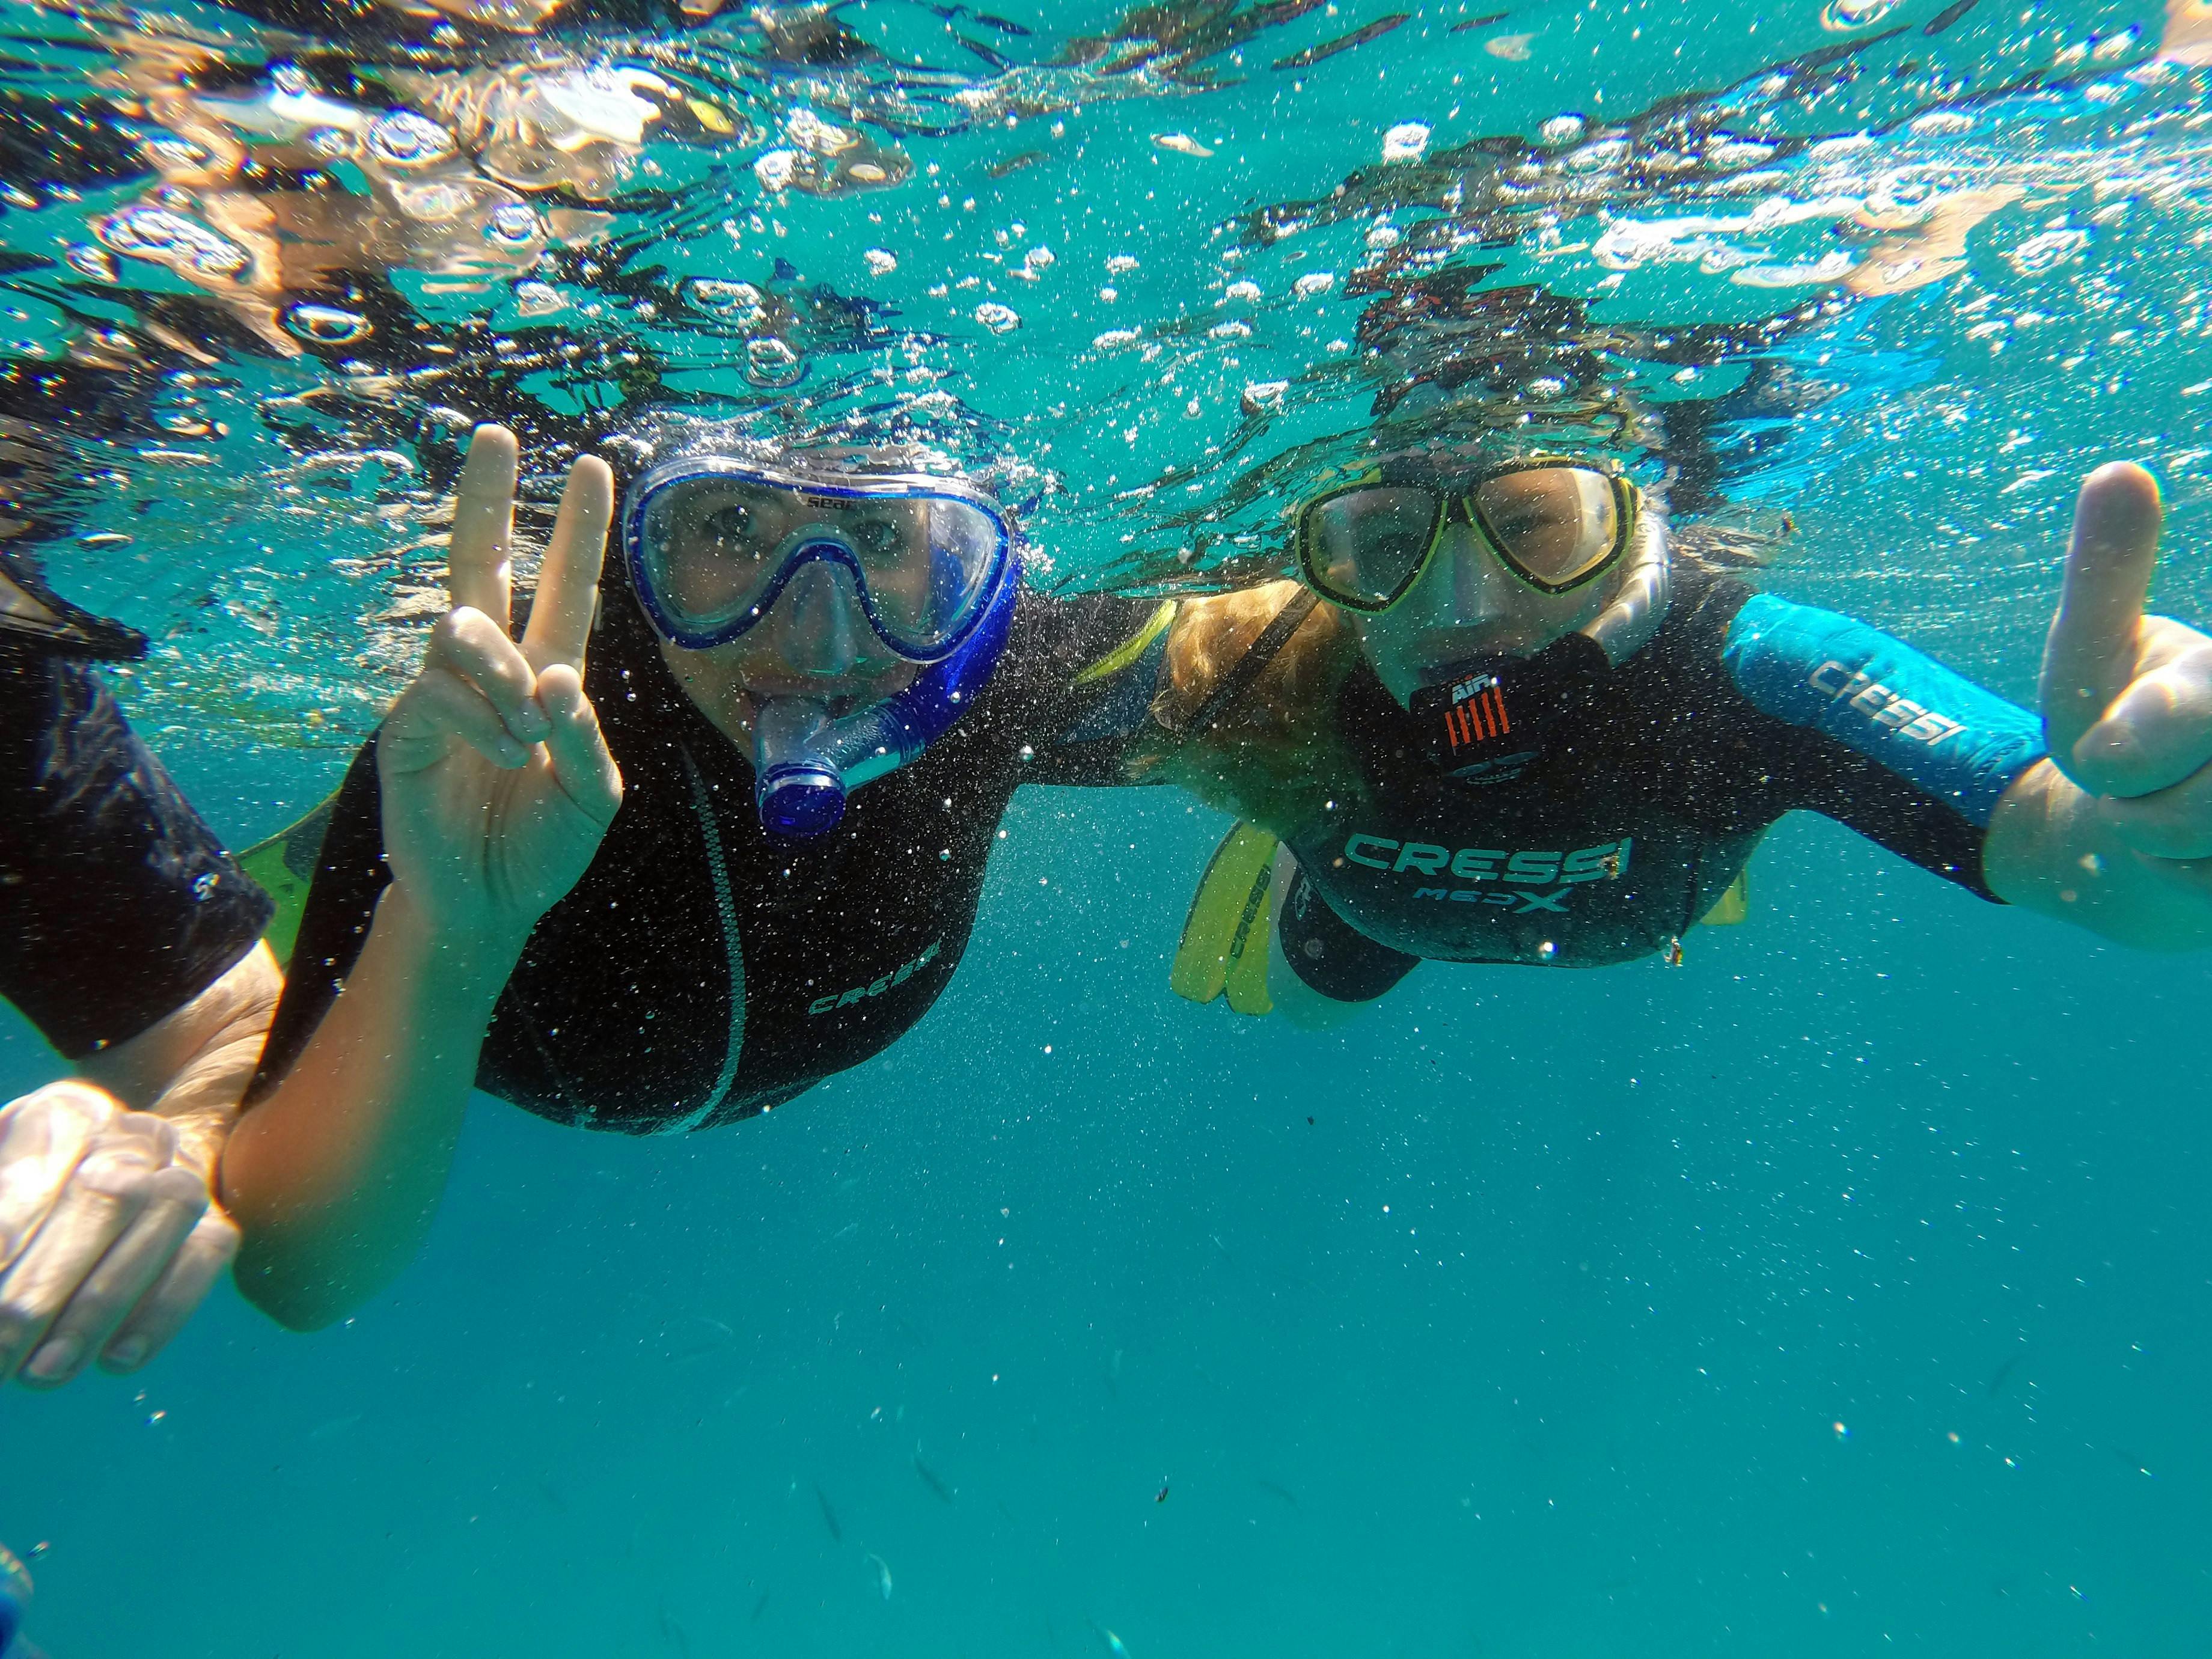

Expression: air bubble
xmin=865 ymin=248 xmax=897 ymax=275
xmin=484 ymin=203 xmax=539 ymax=246
xmin=64 ymin=245 xmax=117 ymax=282
xmin=95 ymin=207 xmax=249 ymax=278
xmin=691 ymin=280 xmax=768 ymax=328
xmin=365 ymin=109 xmax=457 ymax=168
xmin=1382 ymin=122 xmax=1430 ymax=163
xmin=746 ymin=337 xmax=804 ymax=386
xmin=974 ymin=301 xmax=1021 ymax=334
xmin=285 ymin=304 xmax=372 ymax=344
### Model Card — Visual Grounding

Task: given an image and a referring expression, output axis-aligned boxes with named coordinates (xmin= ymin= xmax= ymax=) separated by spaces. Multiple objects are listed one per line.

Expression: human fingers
xmin=2066 ymin=624 xmax=2212 ymax=799
xmin=17 ymin=1163 xmax=207 ymax=1389
xmin=2042 ymin=463 xmax=2163 ymax=783
xmin=0 ymin=1113 xmax=173 ymax=1384
xmin=536 ymin=663 xmax=624 ymax=826
xmin=522 ymin=454 xmax=614 ymax=675
xmin=0 ymin=1081 xmax=115 ymax=1274
xmin=98 ymin=1205 xmax=239 ymax=1375
xmin=383 ymin=667 xmax=534 ymax=773
xmin=447 ymin=424 xmax=521 ymax=625
xmin=424 ymin=606 xmax=551 ymax=748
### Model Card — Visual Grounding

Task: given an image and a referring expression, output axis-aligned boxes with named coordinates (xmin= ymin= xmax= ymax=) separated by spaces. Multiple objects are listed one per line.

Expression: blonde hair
xmin=1131 ymin=581 xmax=1366 ymax=838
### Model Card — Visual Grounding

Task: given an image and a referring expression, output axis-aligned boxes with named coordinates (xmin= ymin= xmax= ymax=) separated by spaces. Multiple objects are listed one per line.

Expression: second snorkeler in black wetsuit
xmin=230 ymin=424 xmax=1162 ymax=1328
xmin=1145 ymin=441 xmax=2212 ymax=1021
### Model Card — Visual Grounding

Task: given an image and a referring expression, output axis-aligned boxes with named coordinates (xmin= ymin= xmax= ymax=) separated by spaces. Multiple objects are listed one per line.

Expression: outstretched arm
xmin=221 ymin=427 xmax=619 ymax=1331
xmin=1984 ymin=464 xmax=2212 ymax=947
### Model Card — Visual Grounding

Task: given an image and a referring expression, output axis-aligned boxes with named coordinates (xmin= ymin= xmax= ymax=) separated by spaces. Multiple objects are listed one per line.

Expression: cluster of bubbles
xmin=0 ymin=0 xmax=2207 ymax=738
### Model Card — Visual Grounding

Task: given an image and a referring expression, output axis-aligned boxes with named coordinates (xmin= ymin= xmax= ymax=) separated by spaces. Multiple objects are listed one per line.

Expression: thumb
xmin=2041 ymin=462 xmax=2162 ymax=787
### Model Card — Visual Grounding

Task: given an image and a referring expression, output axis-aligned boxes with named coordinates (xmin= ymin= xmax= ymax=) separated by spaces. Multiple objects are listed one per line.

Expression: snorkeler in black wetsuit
xmin=1149 ymin=445 xmax=2212 ymax=1021
xmin=260 ymin=575 xmax=1150 ymax=1133
xmin=230 ymin=425 xmax=1161 ymax=1328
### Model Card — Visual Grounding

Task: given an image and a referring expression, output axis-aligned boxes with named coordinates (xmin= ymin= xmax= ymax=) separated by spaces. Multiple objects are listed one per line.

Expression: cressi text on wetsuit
xmin=0 ymin=647 xmax=272 ymax=1056
xmin=1277 ymin=568 xmax=2049 ymax=1002
xmin=254 ymin=588 xmax=1158 ymax=1133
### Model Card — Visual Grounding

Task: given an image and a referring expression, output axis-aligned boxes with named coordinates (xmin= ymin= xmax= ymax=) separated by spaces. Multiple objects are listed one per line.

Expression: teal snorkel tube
xmin=753 ymin=545 xmax=1021 ymax=838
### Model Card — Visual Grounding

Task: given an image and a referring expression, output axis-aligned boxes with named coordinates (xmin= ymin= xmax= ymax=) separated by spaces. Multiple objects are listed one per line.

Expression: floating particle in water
xmin=1292 ymin=271 xmax=1336 ymax=298
xmin=1098 ymin=286 xmax=1118 ymax=302
xmin=1224 ymin=278 xmax=1262 ymax=302
xmin=1821 ymin=0 xmax=1898 ymax=28
xmin=974 ymin=301 xmax=1020 ymax=333
xmin=692 ymin=280 xmax=768 ymax=327
xmin=365 ymin=109 xmax=456 ymax=168
xmin=1153 ymin=133 xmax=1214 ymax=157
xmin=64 ymin=245 xmax=117 ymax=282
xmin=1209 ymin=320 xmax=1251 ymax=338
xmin=1092 ymin=328 xmax=1142 ymax=350
xmin=747 ymin=337 xmax=804 ymax=386
xmin=1485 ymin=32 xmax=1534 ymax=61
xmin=1365 ymin=222 xmax=1401 ymax=251
xmin=1024 ymin=245 xmax=1055 ymax=271
xmin=866 ymin=1552 xmax=893 ymax=1601
xmin=864 ymin=247 xmax=897 ymax=275
xmin=1105 ymin=255 xmax=1139 ymax=276
xmin=1833 ymin=1420 xmax=1850 ymax=1438
xmin=484 ymin=203 xmax=539 ymax=246
xmin=513 ymin=280 xmax=566 ymax=317
xmin=1539 ymin=113 xmax=1587 ymax=147
xmin=1241 ymin=379 xmax=1289 ymax=414
xmin=285 ymin=304 xmax=372 ymax=344
xmin=1382 ymin=122 xmax=1430 ymax=163
xmin=96 ymin=207 xmax=249 ymax=278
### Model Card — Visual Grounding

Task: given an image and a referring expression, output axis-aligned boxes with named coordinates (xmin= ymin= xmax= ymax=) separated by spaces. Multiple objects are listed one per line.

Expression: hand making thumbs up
xmin=1988 ymin=462 xmax=2212 ymax=943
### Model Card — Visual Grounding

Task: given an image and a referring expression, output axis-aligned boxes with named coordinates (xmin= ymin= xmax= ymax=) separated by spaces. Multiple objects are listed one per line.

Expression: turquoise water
xmin=5 ymin=0 xmax=2212 ymax=1651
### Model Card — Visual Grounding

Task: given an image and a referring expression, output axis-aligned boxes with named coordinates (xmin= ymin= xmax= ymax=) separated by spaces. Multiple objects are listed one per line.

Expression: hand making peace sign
xmin=377 ymin=424 xmax=623 ymax=944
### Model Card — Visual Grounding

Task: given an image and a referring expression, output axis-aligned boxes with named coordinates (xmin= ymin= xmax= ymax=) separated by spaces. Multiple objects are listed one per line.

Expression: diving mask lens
xmin=1300 ymin=485 xmax=1442 ymax=610
xmin=628 ymin=464 xmax=1008 ymax=659
xmin=1299 ymin=463 xmax=1632 ymax=609
xmin=1470 ymin=465 xmax=1625 ymax=590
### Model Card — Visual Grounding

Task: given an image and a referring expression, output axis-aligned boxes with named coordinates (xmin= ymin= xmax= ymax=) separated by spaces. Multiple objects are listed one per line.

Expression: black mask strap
xmin=1176 ymin=586 xmax=1320 ymax=736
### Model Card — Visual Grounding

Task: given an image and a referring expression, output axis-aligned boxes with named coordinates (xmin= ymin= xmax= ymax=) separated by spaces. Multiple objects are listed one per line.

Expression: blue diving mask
xmin=620 ymin=454 xmax=1025 ymax=839
xmin=621 ymin=456 xmax=1014 ymax=661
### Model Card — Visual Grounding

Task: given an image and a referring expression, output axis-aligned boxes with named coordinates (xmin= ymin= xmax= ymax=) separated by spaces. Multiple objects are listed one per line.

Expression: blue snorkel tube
xmin=753 ymin=546 xmax=1022 ymax=839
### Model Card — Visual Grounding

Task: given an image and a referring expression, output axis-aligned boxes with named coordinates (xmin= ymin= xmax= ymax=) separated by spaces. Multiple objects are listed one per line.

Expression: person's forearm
xmin=220 ymin=884 xmax=520 ymax=1330
xmin=72 ymin=942 xmax=283 ymax=1169
xmin=1984 ymin=759 xmax=2212 ymax=949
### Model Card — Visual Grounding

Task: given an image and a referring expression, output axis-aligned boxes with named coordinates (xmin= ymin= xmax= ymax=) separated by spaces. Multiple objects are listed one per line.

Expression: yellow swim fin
xmin=1171 ymin=822 xmax=1278 ymax=1016
xmin=1698 ymin=866 xmax=1750 ymax=927
xmin=237 ymin=793 xmax=337 ymax=969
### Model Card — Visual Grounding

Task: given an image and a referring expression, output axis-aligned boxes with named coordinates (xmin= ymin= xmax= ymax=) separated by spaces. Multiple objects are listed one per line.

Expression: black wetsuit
xmin=1277 ymin=569 xmax=2049 ymax=1001
xmin=1 ymin=648 xmax=272 ymax=1056
xmin=255 ymin=590 xmax=1156 ymax=1134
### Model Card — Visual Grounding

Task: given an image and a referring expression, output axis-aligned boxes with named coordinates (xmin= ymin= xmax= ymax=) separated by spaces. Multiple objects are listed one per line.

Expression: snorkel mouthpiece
xmin=753 ymin=698 xmax=852 ymax=838
xmin=751 ymin=551 xmax=1022 ymax=838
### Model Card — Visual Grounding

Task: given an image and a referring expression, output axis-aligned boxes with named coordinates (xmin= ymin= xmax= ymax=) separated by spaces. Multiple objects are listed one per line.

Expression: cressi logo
xmin=1807 ymin=661 xmax=1969 ymax=745
xmin=807 ymin=940 xmax=941 ymax=1015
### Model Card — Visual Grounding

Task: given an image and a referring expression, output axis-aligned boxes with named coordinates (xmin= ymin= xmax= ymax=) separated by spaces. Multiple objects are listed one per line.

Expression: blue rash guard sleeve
xmin=1721 ymin=592 xmax=2047 ymax=828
